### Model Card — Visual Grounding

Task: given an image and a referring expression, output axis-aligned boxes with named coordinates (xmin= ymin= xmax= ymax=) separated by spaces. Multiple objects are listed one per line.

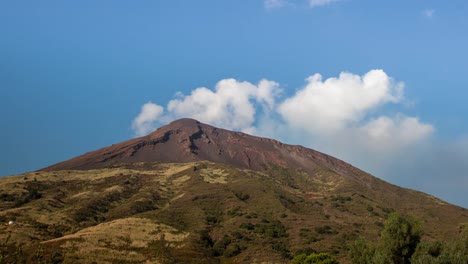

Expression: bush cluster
xmin=349 ymin=213 xmax=468 ymax=264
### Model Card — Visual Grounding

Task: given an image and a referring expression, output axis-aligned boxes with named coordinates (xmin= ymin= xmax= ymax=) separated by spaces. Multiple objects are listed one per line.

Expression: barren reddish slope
xmin=42 ymin=118 xmax=366 ymax=182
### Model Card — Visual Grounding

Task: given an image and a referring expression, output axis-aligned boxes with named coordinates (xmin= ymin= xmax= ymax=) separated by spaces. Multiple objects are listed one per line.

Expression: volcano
xmin=43 ymin=118 xmax=366 ymax=182
xmin=1 ymin=118 xmax=466 ymax=263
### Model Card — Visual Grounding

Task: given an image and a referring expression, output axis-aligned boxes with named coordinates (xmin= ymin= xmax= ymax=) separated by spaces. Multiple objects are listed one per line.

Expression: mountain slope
xmin=1 ymin=119 xmax=466 ymax=263
xmin=42 ymin=118 xmax=372 ymax=184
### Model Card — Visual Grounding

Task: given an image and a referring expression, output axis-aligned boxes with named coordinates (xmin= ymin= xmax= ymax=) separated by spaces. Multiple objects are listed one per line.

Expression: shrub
xmin=290 ymin=252 xmax=338 ymax=264
xmin=349 ymin=238 xmax=374 ymax=264
xmin=147 ymin=234 xmax=175 ymax=263
xmin=411 ymin=241 xmax=443 ymax=264
xmin=240 ymin=222 xmax=255 ymax=230
xmin=224 ymin=243 xmax=242 ymax=257
xmin=227 ymin=207 xmax=241 ymax=217
xmin=245 ymin=212 xmax=258 ymax=219
xmin=315 ymin=225 xmax=336 ymax=235
xmin=198 ymin=230 xmax=214 ymax=249
xmin=231 ymin=231 xmax=244 ymax=239
xmin=294 ymin=247 xmax=316 ymax=256
xmin=331 ymin=196 xmax=352 ymax=203
xmin=206 ymin=215 xmax=221 ymax=225
xmin=411 ymin=228 xmax=468 ymax=264
xmin=212 ymin=235 xmax=232 ymax=256
xmin=272 ymin=241 xmax=291 ymax=259
xmin=234 ymin=192 xmax=250 ymax=201
xmin=256 ymin=220 xmax=288 ymax=238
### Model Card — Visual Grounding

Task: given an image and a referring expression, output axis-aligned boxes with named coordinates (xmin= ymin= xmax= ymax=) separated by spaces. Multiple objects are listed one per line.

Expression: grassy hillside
xmin=0 ymin=162 xmax=466 ymax=263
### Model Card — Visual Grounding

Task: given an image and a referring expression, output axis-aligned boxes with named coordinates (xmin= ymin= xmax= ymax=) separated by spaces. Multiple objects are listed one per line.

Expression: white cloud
xmin=131 ymin=102 xmax=164 ymax=137
xmin=132 ymin=79 xmax=281 ymax=135
xmin=167 ymin=79 xmax=257 ymax=132
xmin=423 ymin=9 xmax=435 ymax=18
xmin=277 ymin=70 xmax=404 ymax=133
xmin=256 ymin=79 xmax=282 ymax=110
xmin=132 ymin=69 xmax=433 ymax=165
xmin=360 ymin=115 xmax=434 ymax=152
xmin=309 ymin=0 xmax=340 ymax=8
xmin=271 ymin=71 xmax=434 ymax=173
xmin=264 ymin=0 xmax=287 ymax=9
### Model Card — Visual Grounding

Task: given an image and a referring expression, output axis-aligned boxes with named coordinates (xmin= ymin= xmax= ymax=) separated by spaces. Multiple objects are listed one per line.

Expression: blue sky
xmin=1 ymin=1 xmax=467 ymax=207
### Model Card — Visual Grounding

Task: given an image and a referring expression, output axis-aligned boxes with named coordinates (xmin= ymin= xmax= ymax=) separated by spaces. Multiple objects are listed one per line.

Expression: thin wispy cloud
xmin=423 ymin=9 xmax=435 ymax=18
xmin=309 ymin=0 xmax=340 ymax=8
xmin=264 ymin=0 xmax=341 ymax=10
xmin=264 ymin=0 xmax=287 ymax=9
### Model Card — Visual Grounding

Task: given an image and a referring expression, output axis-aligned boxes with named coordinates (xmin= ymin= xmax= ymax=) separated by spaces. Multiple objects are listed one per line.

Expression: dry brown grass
xmin=199 ymin=168 xmax=230 ymax=184
xmin=0 ymin=161 xmax=466 ymax=263
xmin=45 ymin=217 xmax=188 ymax=251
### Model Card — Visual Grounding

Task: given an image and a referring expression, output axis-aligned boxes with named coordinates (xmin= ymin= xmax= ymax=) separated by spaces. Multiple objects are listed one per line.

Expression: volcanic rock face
xmin=42 ymin=118 xmax=364 ymax=182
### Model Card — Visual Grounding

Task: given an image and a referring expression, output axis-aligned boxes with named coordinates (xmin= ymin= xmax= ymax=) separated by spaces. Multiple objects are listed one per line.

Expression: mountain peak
xmin=147 ymin=118 xmax=206 ymax=140
xmin=41 ymin=119 xmax=365 ymax=183
xmin=164 ymin=118 xmax=201 ymax=128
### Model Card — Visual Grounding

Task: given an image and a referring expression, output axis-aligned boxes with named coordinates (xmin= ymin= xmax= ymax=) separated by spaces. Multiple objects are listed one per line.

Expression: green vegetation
xmin=300 ymin=228 xmax=320 ymax=242
xmin=240 ymin=219 xmax=288 ymax=238
xmin=234 ymin=191 xmax=250 ymax=201
xmin=350 ymin=213 xmax=421 ymax=264
xmin=0 ymin=236 xmax=64 ymax=264
xmin=381 ymin=213 xmax=421 ymax=263
xmin=291 ymin=252 xmax=339 ymax=264
xmin=147 ymin=234 xmax=176 ymax=263
xmin=14 ymin=180 xmax=44 ymax=207
xmin=349 ymin=212 xmax=468 ymax=264
xmin=315 ymin=225 xmax=337 ymax=235
xmin=331 ymin=195 xmax=352 ymax=203
xmin=272 ymin=241 xmax=291 ymax=259
xmin=196 ymin=230 xmax=245 ymax=258
xmin=0 ymin=162 xmax=466 ymax=263
xmin=411 ymin=228 xmax=468 ymax=264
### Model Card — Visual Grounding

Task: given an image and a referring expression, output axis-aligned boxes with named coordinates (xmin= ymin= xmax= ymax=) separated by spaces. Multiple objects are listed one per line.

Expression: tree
xmin=349 ymin=238 xmax=374 ymax=264
xmin=436 ymin=228 xmax=468 ymax=264
xmin=410 ymin=241 xmax=443 ymax=264
xmin=349 ymin=212 xmax=421 ymax=264
xmin=379 ymin=212 xmax=421 ymax=264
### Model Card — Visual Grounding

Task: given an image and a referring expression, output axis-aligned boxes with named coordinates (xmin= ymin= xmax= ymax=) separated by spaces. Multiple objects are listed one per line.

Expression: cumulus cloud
xmin=309 ymin=0 xmax=340 ymax=8
xmin=131 ymin=102 xmax=164 ymax=137
xmin=167 ymin=78 xmax=282 ymax=132
xmin=132 ymin=79 xmax=281 ymax=135
xmin=132 ymin=70 xmax=430 ymax=156
xmin=278 ymin=70 xmax=404 ymax=133
xmin=167 ymin=79 xmax=256 ymax=132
